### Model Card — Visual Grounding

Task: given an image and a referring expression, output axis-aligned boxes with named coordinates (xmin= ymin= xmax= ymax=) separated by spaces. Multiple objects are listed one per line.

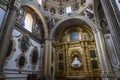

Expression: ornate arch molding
xmin=93 ymin=0 xmax=103 ymax=29
xmin=18 ymin=2 xmax=48 ymax=38
xmin=50 ymin=16 xmax=97 ymax=39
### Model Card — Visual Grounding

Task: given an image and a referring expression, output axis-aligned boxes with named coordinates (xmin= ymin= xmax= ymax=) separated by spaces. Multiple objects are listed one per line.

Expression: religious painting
xmin=30 ymin=47 xmax=39 ymax=65
xmin=19 ymin=34 xmax=31 ymax=53
xmin=87 ymin=33 xmax=91 ymax=38
xmin=70 ymin=31 xmax=79 ymax=41
xmin=92 ymin=60 xmax=98 ymax=69
xmin=59 ymin=53 xmax=63 ymax=60
xmin=90 ymin=50 xmax=96 ymax=58
xmin=15 ymin=54 xmax=27 ymax=73
xmin=59 ymin=62 xmax=64 ymax=70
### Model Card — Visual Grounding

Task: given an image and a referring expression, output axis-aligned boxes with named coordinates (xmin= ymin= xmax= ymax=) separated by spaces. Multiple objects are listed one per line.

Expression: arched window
xmin=66 ymin=6 xmax=72 ymax=13
xmin=24 ymin=13 xmax=33 ymax=32
xmin=115 ymin=0 xmax=120 ymax=11
xmin=38 ymin=0 xmax=42 ymax=5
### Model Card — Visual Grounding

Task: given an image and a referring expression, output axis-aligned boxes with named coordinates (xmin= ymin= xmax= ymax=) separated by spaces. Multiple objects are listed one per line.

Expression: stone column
xmin=0 ymin=0 xmax=17 ymax=72
xmin=0 ymin=0 xmax=18 ymax=79
xmin=48 ymin=39 xmax=52 ymax=79
xmin=44 ymin=39 xmax=48 ymax=77
xmin=39 ymin=44 xmax=45 ymax=78
xmin=100 ymin=0 xmax=120 ymax=62
xmin=44 ymin=38 xmax=52 ymax=80
xmin=93 ymin=29 xmax=116 ymax=80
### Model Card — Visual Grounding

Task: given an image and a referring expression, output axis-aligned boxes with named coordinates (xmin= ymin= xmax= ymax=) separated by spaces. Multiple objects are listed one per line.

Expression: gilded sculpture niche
xmin=55 ymin=26 xmax=100 ymax=79
xmin=71 ymin=51 xmax=82 ymax=69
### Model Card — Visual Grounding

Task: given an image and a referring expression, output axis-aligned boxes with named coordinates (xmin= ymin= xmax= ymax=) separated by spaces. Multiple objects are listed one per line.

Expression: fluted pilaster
xmin=44 ymin=38 xmax=52 ymax=80
xmin=100 ymin=0 xmax=120 ymax=62
xmin=93 ymin=29 xmax=116 ymax=80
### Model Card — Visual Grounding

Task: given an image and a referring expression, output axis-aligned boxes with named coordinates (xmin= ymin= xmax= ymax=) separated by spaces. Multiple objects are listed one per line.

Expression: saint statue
xmin=71 ymin=56 xmax=81 ymax=67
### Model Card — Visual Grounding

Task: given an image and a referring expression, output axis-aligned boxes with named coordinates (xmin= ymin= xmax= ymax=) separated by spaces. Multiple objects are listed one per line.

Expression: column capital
xmin=44 ymin=36 xmax=53 ymax=41
xmin=93 ymin=28 xmax=103 ymax=34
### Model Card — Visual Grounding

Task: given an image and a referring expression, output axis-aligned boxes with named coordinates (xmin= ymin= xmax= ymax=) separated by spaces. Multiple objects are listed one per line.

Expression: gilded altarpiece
xmin=55 ymin=27 xmax=101 ymax=79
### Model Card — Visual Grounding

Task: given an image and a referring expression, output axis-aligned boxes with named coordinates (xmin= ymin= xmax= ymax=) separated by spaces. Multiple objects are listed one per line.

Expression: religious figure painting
xmin=20 ymin=34 xmax=31 ymax=53
xmin=70 ymin=31 xmax=79 ymax=41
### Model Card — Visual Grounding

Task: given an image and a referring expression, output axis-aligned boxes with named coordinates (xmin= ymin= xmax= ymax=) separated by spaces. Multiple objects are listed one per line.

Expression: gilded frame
xmin=19 ymin=33 xmax=31 ymax=53
xmin=30 ymin=47 xmax=39 ymax=66
xmin=15 ymin=53 xmax=27 ymax=72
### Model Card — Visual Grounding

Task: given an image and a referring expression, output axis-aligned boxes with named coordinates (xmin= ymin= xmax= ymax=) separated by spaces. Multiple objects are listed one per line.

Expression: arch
xmin=50 ymin=16 xmax=97 ymax=39
xmin=20 ymin=3 xmax=48 ymax=38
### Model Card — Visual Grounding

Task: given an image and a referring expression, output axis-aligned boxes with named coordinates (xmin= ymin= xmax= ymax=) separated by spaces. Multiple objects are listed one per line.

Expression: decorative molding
xmin=14 ymin=0 xmax=21 ymax=9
